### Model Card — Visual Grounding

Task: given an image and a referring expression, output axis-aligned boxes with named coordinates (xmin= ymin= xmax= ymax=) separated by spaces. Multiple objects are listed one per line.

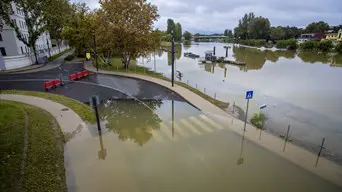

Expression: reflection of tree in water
xmin=99 ymin=99 xmax=162 ymax=146
xmin=157 ymin=49 xmax=163 ymax=57
xmin=297 ymin=51 xmax=330 ymax=64
xmin=274 ymin=50 xmax=296 ymax=59
xmin=204 ymin=64 xmax=213 ymax=73
xmin=167 ymin=44 xmax=182 ymax=65
xmin=233 ymin=46 xmax=266 ymax=70
xmin=183 ymin=43 xmax=191 ymax=50
xmin=265 ymin=50 xmax=279 ymax=62
xmin=332 ymin=54 xmax=342 ymax=65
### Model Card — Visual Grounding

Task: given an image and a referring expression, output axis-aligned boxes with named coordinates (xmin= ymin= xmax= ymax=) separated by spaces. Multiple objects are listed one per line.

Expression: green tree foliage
xmin=224 ymin=29 xmax=233 ymax=38
xmin=95 ymin=0 xmax=159 ymax=67
xmin=247 ymin=16 xmax=270 ymax=39
xmin=250 ymin=113 xmax=266 ymax=129
xmin=299 ymin=40 xmax=333 ymax=52
xmin=275 ymin=39 xmax=297 ymax=50
xmin=335 ymin=42 xmax=342 ymax=53
xmin=174 ymin=22 xmax=182 ymax=42
xmin=270 ymin=26 xmax=285 ymax=40
xmin=304 ymin=21 xmax=329 ymax=33
xmin=317 ymin=40 xmax=333 ymax=52
xmin=166 ymin=18 xmax=175 ymax=34
xmin=43 ymin=0 xmax=72 ymax=52
xmin=300 ymin=41 xmax=319 ymax=50
xmin=0 ymin=0 xmax=62 ymax=63
xmin=183 ymin=31 xmax=192 ymax=41
xmin=61 ymin=3 xmax=94 ymax=57
xmin=234 ymin=12 xmax=255 ymax=39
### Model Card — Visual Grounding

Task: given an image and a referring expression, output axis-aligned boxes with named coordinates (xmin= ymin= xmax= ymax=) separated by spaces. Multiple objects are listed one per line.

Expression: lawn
xmin=97 ymin=57 xmax=229 ymax=110
xmin=0 ymin=100 xmax=66 ymax=192
xmin=1 ymin=90 xmax=95 ymax=123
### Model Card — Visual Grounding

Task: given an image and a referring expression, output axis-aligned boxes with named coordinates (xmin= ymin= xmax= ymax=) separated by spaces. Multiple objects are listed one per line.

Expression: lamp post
xmin=171 ymin=30 xmax=175 ymax=87
xmin=93 ymin=31 xmax=98 ymax=71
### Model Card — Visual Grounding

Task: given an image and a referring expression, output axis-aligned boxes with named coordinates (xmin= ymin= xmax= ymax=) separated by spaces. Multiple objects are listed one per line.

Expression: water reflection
xmin=166 ymin=43 xmax=182 ymax=65
xmin=97 ymin=130 xmax=107 ymax=160
xmin=99 ymin=99 xmax=162 ymax=146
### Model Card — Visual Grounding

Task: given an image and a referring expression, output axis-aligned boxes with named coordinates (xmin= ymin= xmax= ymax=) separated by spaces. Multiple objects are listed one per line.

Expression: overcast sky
xmin=73 ymin=0 xmax=342 ymax=34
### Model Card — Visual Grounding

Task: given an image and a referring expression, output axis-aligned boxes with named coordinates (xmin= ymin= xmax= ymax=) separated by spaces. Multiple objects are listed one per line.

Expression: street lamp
xmin=171 ymin=30 xmax=175 ymax=87
xmin=93 ymin=30 xmax=98 ymax=71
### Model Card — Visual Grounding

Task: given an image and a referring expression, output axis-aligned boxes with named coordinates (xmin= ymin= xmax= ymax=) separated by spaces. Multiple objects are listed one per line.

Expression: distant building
xmin=324 ymin=29 xmax=342 ymax=41
xmin=297 ymin=32 xmax=325 ymax=43
xmin=337 ymin=29 xmax=342 ymax=41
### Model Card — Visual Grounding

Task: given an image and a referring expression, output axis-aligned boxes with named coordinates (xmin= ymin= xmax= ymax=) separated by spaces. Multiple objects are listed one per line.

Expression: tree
xmin=0 ymin=0 xmax=58 ymax=63
xmin=183 ymin=31 xmax=192 ymax=41
xmin=224 ymin=29 xmax=233 ymax=38
xmin=247 ymin=16 xmax=270 ymax=39
xmin=234 ymin=12 xmax=255 ymax=39
xmin=305 ymin=21 xmax=329 ymax=33
xmin=96 ymin=0 xmax=159 ymax=68
xmin=166 ymin=18 xmax=175 ymax=34
xmin=44 ymin=0 xmax=72 ymax=52
xmin=270 ymin=26 xmax=285 ymax=40
xmin=174 ymin=22 xmax=182 ymax=41
xmin=61 ymin=3 xmax=94 ymax=56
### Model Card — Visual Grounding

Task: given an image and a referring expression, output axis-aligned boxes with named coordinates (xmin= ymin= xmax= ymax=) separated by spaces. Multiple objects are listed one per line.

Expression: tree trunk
xmin=32 ymin=46 xmax=38 ymax=64
xmin=57 ymin=40 xmax=61 ymax=53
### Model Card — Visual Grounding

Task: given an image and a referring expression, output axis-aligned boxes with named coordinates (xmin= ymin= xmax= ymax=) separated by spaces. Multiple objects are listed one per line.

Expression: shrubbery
xmin=64 ymin=54 xmax=75 ymax=61
xmin=276 ymin=38 xmax=297 ymax=50
xmin=334 ymin=42 xmax=342 ymax=53
xmin=239 ymin=39 xmax=267 ymax=47
xmin=250 ymin=113 xmax=266 ymax=129
xmin=299 ymin=40 xmax=333 ymax=52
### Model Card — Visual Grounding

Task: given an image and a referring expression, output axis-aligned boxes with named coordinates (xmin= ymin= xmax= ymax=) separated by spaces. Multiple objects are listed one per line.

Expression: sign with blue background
xmin=245 ymin=90 xmax=253 ymax=100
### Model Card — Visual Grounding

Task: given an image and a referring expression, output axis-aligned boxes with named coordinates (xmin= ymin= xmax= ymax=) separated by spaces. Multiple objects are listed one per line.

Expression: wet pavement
xmin=0 ymin=63 xmax=183 ymax=102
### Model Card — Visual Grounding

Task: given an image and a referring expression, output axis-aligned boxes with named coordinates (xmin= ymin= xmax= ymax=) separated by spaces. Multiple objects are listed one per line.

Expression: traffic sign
xmin=245 ymin=90 xmax=253 ymax=100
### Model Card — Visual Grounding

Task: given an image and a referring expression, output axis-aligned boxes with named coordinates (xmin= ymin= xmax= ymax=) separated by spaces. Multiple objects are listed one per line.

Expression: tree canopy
xmin=183 ymin=31 xmax=192 ymax=41
xmin=174 ymin=22 xmax=182 ymax=41
xmin=167 ymin=19 xmax=175 ymax=34
xmin=224 ymin=29 xmax=233 ymax=38
xmin=304 ymin=21 xmax=329 ymax=33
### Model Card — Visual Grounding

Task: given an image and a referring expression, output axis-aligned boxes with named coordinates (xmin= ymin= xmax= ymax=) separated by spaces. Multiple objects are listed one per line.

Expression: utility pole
xmin=171 ymin=31 xmax=175 ymax=87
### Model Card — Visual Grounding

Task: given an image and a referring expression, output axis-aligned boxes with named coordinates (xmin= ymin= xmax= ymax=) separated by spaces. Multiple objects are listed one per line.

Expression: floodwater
xmin=64 ymin=99 xmax=341 ymax=192
xmin=137 ymin=43 xmax=342 ymax=163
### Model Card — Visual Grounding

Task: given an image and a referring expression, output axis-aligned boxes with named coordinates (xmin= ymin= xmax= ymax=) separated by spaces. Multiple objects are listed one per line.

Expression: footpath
xmin=0 ymin=50 xmax=73 ymax=74
xmin=85 ymin=62 xmax=342 ymax=188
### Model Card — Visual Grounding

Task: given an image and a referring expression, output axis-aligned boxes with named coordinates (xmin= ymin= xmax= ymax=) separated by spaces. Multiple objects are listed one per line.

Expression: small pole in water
xmin=214 ymin=93 xmax=216 ymax=99
xmin=213 ymin=46 xmax=216 ymax=55
xmin=233 ymin=102 xmax=235 ymax=113
xmin=204 ymin=88 xmax=206 ymax=93
xmin=283 ymin=125 xmax=290 ymax=152
xmin=187 ymin=80 xmax=189 ymax=84
xmin=196 ymin=84 xmax=197 ymax=89
xmin=315 ymin=137 xmax=325 ymax=167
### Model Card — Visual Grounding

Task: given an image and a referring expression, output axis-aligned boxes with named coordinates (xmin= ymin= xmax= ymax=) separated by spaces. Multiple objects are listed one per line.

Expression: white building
xmin=0 ymin=2 xmax=68 ymax=70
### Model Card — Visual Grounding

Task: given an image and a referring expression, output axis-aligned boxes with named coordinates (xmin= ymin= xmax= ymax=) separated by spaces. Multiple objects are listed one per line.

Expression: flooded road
xmin=64 ymin=99 xmax=342 ymax=192
xmin=137 ymin=43 xmax=342 ymax=163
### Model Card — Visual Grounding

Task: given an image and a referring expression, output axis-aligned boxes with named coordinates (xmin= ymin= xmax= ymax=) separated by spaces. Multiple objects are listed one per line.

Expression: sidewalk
xmin=0 ymin=50 xmax=73 ymax=74
xmin=85 ymin=62 xmax=342 ymax=188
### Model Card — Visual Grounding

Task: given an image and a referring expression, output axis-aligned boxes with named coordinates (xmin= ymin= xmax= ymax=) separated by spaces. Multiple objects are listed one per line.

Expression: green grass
xmin=0 ymin=101 xmax=26 ymax=191
xmin=0 ymin=100 xmax=66 ymax=192
xmin=48 ymin=48 xmax=72 ymax=62
xmin=97 ymin=57 xmax=229 ymax=110
xmin=1 ymin=90 xmax=95 ymax=123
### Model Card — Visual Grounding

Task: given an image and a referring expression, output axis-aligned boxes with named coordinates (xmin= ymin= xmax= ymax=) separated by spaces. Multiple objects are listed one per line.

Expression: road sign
xmin=259 ymin=104 xmax=267 ymax=109
xmin=245 ymin=90 xmax=253 ymax=100
xmin=89 ymin=95 xmax=100 ymax=108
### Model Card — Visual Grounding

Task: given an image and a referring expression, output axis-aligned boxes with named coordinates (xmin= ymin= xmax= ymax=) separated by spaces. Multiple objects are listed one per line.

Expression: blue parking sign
xmin=245 ymin=91 xmax=253 ymax=99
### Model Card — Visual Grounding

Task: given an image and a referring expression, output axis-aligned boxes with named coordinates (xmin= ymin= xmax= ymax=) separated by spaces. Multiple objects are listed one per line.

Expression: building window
xmin=0 ymin=47 xmax=7 ymax=56
xmin=0 ymin=33 xmax=2 ymax=41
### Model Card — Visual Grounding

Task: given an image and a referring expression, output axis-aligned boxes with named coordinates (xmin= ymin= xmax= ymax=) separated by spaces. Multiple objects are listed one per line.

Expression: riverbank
xmin=0 ymin=100 xmax=66 ymax=192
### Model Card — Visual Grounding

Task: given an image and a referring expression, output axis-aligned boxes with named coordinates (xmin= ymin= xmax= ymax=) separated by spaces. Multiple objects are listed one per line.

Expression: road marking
xmin=179 ymin=119 xmax=202 ymax=135
xmin=189 ymin=116 xmax=214 ymax=132
xmin=160 ymin=123 xmax=176 ymax=141
xmin=170 ymin=121 xmax=189 ymax=137
xmin=199 ymin=114 xmax=224 ymax=130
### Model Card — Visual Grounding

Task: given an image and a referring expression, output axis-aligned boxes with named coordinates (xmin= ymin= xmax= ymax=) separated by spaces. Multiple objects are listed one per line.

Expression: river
xmin=137 ymin=42 xmax=342 ymax=164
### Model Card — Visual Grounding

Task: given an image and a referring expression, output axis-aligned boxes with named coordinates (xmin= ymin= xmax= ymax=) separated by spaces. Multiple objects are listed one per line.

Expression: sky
xmin=73 ymin=0 xmax=342 ymax=34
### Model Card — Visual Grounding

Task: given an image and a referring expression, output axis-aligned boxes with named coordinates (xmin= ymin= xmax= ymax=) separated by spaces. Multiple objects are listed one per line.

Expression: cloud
xmin=72 ymin=0 xmax=342 ymax=33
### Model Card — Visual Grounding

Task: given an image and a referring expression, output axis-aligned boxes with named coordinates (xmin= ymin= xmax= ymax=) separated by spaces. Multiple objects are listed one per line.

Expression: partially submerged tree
xmin=96 ymin=0 xmax=159 ymax=67
xmin=174 ymin=22 xmax=182 ymax=42
xmin=183 ymin=31 xmax=192 ymax=41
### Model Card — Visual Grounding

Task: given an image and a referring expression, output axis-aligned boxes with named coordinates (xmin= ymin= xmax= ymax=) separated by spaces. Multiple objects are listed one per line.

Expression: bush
xmin=276 ymin=38 xmax=297 ymax=50
xmin=318 ymin=40 xmax=333 ymax=52
xmin=64 ymin=54 xmax=75 ymax=61
xmin=335 ymin=42 xmax=342 ymax=53
xmin=239 ymin=39 xmax=267 ymax=47
xmin=250 ymin=113 xmax=266 ymax=129
xmin=300 ymin=40 xmax=319 ymax=50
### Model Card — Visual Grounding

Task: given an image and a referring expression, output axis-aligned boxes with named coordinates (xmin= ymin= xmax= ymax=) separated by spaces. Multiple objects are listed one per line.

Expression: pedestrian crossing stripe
xmin=199 ymin=114 xmax=224 ymax=130
xmin=160 ymin=122 xmax=177 ymax=140
xmin=189 ymin=116 xmax=214 ymax=132
xmin=172 ymin=121 xmax=189 ymax=137
xmin=179 ymin=119 xmax=202 ymax=135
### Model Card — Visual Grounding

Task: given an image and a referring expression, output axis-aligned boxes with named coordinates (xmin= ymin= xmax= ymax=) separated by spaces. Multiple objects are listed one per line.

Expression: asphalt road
xmin=0 ymin=63 xmax=184 ymax=103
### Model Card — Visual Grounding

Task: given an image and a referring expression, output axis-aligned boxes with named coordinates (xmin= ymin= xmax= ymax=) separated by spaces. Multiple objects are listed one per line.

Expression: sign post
xmin=259 ymin=104 xmax=267 ymax=140
xmin=243 ymin=90 xmax=253 ymax=132
xmin=171 ymin=30 xmax=175 ymax=87
xmin=90 ymin=95 xmax=101 ymax=131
